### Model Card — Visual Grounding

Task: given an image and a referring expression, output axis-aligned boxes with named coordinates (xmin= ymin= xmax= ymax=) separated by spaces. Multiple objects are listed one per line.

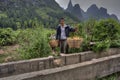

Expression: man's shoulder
xmin=65 ymin=25 xmax=70 ymax=28
xmin=56 ymin=24 xmax=70 ymax=29
xmin=56 ymin=25 xmax=61 ymax=30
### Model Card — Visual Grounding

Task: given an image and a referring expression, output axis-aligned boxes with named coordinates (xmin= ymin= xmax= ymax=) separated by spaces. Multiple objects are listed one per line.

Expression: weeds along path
xmin=0 ymin=44 xmax=19 ymax=54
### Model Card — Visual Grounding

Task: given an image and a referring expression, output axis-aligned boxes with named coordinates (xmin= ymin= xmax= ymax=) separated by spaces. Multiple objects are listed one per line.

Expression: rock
xmin=4 ymin=56 xmax=14 ymax=62
xmin=53 ymin=59 xmax=62 ymax=67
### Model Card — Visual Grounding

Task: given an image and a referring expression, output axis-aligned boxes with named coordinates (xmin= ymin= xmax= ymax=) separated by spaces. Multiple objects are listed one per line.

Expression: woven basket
xmin=67 ymin=38 xmax=83 ymax=48
xmin=49 ymin=40 xmax=58 ymax=47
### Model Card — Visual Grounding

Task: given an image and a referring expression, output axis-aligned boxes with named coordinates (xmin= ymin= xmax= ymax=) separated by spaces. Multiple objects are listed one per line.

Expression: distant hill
xmin=0 ymin=0 xmax=79 ymax=29
xmin=66 ymin=0 xmax=83 ymax=21
xmin=66 ymin=0 xmax=119 ymax=21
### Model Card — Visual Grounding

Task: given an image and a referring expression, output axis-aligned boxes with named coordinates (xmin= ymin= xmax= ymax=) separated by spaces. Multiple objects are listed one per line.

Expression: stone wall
xmin=0 ymin=48 xmax=120 ymax=78
xmin=1 ymin=53 xmax=120 ymax=80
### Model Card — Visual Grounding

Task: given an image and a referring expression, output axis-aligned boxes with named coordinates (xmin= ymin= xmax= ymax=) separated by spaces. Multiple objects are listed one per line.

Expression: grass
xmin=97 ymin=73 xmax=120 ymax=80
xmin=0 ymin=53 xmax=21 ymax=63
xmin=0 ymin=44 xmax=22 ymax=63
xmin=0 ymin=19 xmax=120 ymax=63
xmin=0 ymin=26 xmax=55 ymax=63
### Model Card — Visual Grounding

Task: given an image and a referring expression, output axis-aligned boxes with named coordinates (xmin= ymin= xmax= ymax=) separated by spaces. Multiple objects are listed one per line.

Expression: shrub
xmin=92 ymin=40 xmax=111 ymax=52
xmin=69 ymin=19 xmax=120 ymax=53
xmin=0 ymin=28 xmax=16 ymax=46
xmin=92 ymin=19 xmax=120 ymax=41
xmin=19 ymin=26 xmax=52 ymax=59
xmin=97 ymin=73 xmax=119 ymax=80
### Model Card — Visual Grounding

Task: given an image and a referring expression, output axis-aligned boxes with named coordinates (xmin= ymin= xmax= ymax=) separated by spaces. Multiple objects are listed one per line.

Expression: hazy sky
xmin=55 ymin=0 xmax=120 ymax=19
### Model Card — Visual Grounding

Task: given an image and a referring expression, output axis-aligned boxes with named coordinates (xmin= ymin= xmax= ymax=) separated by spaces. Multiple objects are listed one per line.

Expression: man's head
xmin=59 ymin=18 xmax=65 ymax=26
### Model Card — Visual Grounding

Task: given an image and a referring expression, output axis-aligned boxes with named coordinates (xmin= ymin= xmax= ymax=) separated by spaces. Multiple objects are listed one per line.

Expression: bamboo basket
xmin=67 ymin=37 xmax=83 ymax=48
xmin=49 ymin=40 xmax=58 ymax=47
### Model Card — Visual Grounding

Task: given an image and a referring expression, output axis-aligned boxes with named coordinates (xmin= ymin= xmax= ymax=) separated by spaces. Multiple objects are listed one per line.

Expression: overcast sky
xmin=55 ymin=0 xmax=120 ymax=19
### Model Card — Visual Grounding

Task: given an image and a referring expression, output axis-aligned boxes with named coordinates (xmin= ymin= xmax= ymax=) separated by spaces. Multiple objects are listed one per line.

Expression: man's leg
xmin=60 ymin=40 xmax=69 ymax=54
xmin=63 ymin=40 xmax=69 ymax=54
xmin=60 ymin=40 xmax=64 ymax=53
xmin=66 ymin=44 xmax=69 ymax=54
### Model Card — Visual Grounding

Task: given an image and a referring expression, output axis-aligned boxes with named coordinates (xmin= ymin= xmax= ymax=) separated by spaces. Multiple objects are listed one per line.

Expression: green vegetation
xmin=0 ymin=19 xmax=120 ymax=63
xmin=19 ymin=27 xmax=53 ymax=59
xmin=0 ymin=0 xmax=79 ymax=29
xmin=69 ymin=19 xmax=120 ymax=53
xmin=0 ymin=28 xmax=17 ymax=46
xmin=97 ymin=73 xmax=120 ymax=80
xmin=0 ymin=21 xmax=55 ymax=61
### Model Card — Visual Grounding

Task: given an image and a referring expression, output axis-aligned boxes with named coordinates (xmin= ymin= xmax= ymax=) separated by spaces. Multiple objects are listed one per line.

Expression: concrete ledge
xmin=0 ymin=48 xmax=120 ymax=78
xmin=65 ymin=53 xmax=80 ymax=65
xmin=1 ymin=54 xmax=120 ymax=80
xmin=0 ymin=57 xmax=50 ymax=78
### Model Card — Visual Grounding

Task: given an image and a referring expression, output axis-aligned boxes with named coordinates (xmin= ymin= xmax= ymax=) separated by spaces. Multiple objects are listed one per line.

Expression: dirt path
xmin=0 ymin=50 xmax=4 ymax=54
xmin=0 ymin=44 xmax=19 ymax=54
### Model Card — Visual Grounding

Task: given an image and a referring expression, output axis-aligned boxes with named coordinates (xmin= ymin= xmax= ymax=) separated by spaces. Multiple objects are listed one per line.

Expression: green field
xmin=0 ymin=19 xmax=120 ymax=63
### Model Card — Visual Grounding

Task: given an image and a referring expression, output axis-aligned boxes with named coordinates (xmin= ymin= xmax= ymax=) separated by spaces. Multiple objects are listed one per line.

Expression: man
xmin=56 ymin=18 xmax=77 ymax=54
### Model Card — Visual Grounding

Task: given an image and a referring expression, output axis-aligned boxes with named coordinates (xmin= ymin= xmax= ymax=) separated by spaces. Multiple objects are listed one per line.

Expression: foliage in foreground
xmin=19 ymin=27 xmax=54 ymax=59
xmin=0 ymin=28 xmax=17 ymax=46
xmin=97 ymin=73 xmax=119 ymax=80
xmin=70 ymin=19 xmax=120 ymax=53
xmin=0 ymin=19 xmax=120 ymax=60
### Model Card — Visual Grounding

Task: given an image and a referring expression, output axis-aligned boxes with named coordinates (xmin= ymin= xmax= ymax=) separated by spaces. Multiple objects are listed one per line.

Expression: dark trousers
xmin=59 ymin=39 xmax=69 ymax=54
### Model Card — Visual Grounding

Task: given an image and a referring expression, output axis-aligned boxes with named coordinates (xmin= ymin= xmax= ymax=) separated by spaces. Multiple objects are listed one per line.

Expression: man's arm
xmin=56 ymin=27 xmax=59 ymax=40
xmin=68 ymin=26 xmax=76 ymax=32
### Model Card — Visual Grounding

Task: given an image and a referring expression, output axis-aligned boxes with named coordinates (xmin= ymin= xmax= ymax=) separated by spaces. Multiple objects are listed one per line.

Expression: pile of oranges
xmin=67 ymin=36 xmax=83 ymax=41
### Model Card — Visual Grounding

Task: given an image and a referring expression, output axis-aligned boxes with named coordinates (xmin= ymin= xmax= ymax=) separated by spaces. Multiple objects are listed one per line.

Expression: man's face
xmin=60 ymin=19 xmax=64 ymax=26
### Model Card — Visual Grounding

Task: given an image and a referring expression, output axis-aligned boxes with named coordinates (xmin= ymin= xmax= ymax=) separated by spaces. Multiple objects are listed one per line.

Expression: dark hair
xmin=59 ymin=18 xmax=64 ymax=22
